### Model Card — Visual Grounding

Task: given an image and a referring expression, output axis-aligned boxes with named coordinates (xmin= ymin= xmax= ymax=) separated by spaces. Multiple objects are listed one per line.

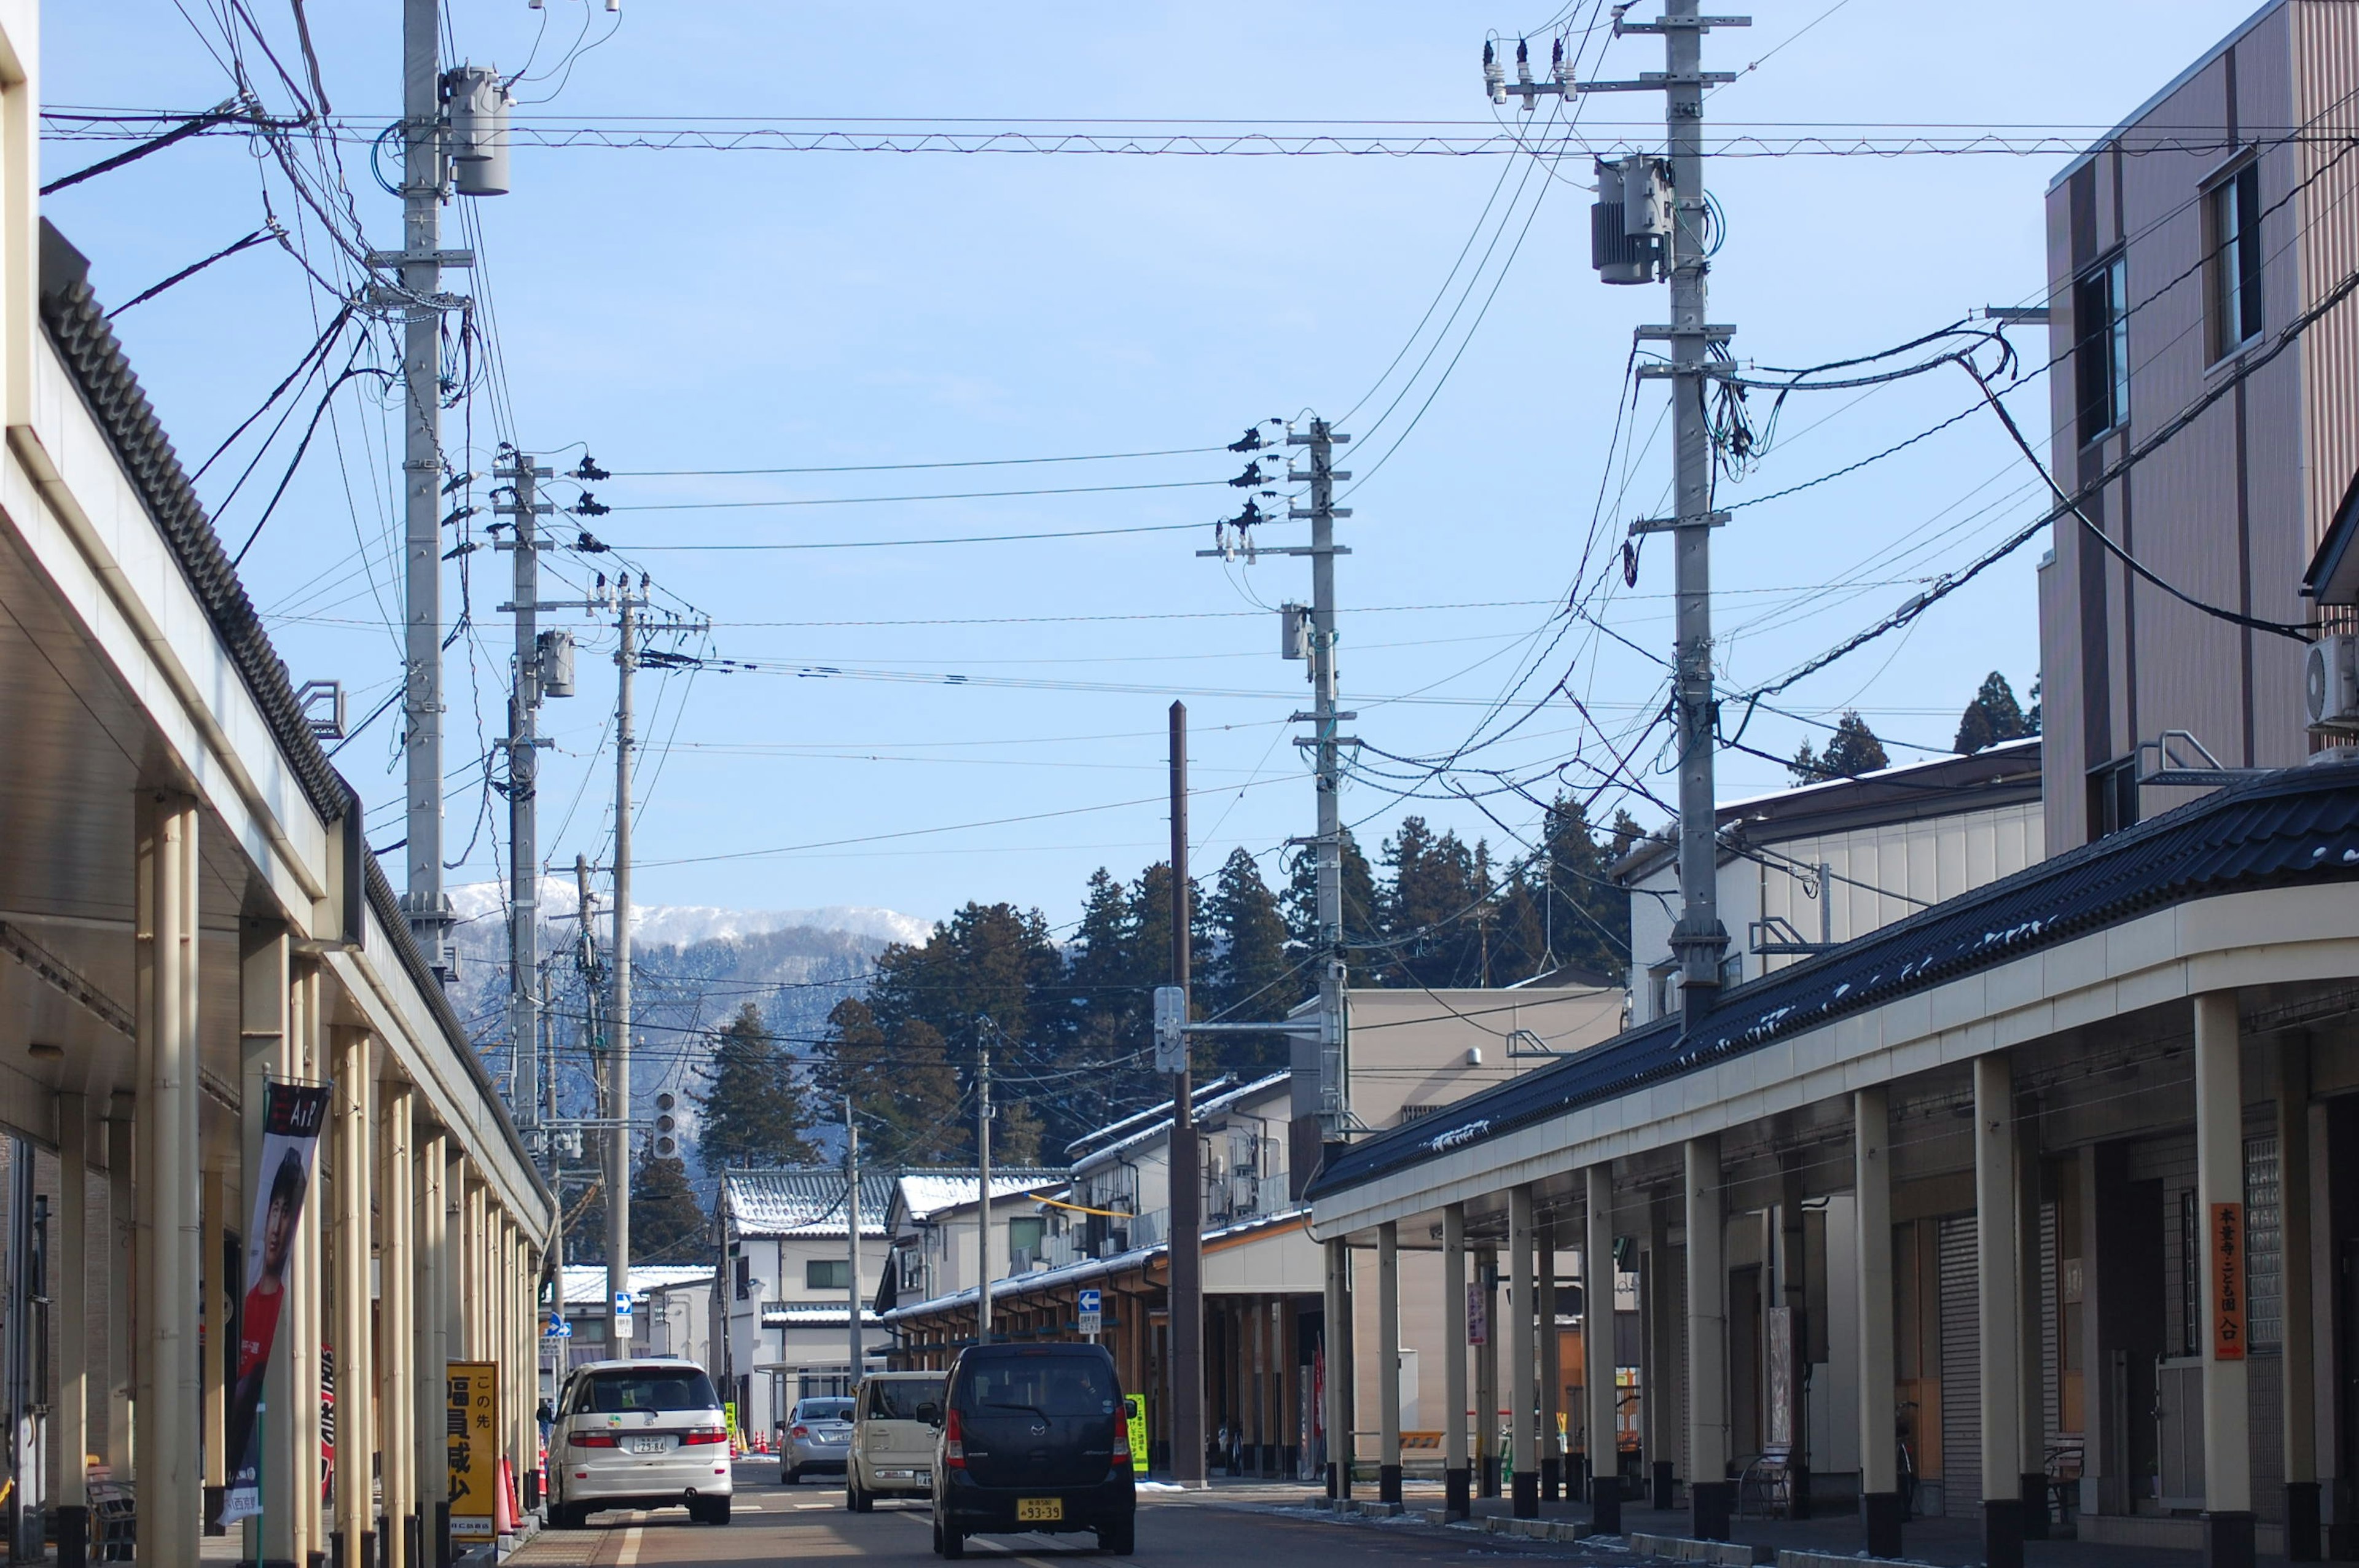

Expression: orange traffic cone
xmin=496 ymin=1456 xmax=517 ymax=1535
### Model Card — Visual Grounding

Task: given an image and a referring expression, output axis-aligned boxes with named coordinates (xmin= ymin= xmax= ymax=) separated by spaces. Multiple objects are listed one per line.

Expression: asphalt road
xmin=505 ymin=1471 xmax=1584 ymax=1568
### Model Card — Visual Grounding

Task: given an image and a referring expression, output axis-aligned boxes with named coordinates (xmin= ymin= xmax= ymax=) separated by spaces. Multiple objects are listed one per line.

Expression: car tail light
xmin=791 ymin=1424 xmax=810 ymax=1439
xmin=1111 ymin=1416 xmax=1131 ymax=1473
xmin=682 ymin=1428 xmax=728 ymax=1446
xmin=568 ymin=1432 xmax=619 ymax=1449
xmin=944 ymin=1407 xmax=965 ymax=1470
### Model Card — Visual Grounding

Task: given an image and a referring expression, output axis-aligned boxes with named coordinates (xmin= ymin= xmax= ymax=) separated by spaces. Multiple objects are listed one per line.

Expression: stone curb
xmin=1627 ymin=1532 xmax=1770 ymax=1565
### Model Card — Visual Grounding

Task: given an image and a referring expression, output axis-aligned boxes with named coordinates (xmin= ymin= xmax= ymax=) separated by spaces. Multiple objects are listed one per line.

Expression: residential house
xmin=714 ymin=1169 xmax=896 ymax=1437
xmin=872 ymin=1168 xmax=1070 ymax=1313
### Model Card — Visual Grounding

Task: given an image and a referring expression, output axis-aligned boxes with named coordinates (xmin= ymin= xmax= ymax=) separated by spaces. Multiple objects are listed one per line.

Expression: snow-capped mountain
xmin=447 ymin=878 xmax=931 ymax=950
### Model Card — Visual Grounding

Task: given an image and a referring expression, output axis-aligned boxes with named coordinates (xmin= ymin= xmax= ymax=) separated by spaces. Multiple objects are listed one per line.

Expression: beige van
xmin=847 ymin=1370 xmax=947 ymax=1511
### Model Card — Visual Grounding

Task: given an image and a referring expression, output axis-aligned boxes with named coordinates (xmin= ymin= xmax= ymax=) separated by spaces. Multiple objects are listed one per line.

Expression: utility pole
xmin=1200 ymin=418 xmax=1356 ymax=1174
xmin=845 ymin=1098 xmax=863 ymax=1387
xmin=397 ymin=0 xmax=452 ymax=975
xmin=496 ymin=453 xmax=554 ymax=1126
xmin=1485 ymin=3 xmax=1743 ymax=1013
xmin=608 ymin=582 xmax=643 ymax=1351
xmin=974 ymin=1028 xmax=992 ymax=1347
xmin=1168 ymin=701 xmax=1206 ymax=1488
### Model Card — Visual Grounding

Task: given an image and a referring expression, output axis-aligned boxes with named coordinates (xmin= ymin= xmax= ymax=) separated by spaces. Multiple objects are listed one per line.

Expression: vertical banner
xmin=448 ymin=1360 xmax=500 ymax=1541
xmin=2210 ymin=1201 xmax=2247 ymax=1361
xmin=1466 ymin=1284 xmax=1489 ymax=1346
xmin=219 ymin=1082 xmax=332 ymax=1526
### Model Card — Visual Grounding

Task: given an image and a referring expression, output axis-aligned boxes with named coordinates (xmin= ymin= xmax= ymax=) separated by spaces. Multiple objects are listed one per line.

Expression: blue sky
xmin=41 ymin=1 xmax=2267 ymax=935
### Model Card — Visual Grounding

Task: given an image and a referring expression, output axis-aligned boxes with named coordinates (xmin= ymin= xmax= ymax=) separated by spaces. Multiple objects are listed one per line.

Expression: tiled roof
xmin=1312 ymin=761 xmax=2359 ymax=1199
xmin=1068 ymin=1072 xmax=1290 ymax=1170
xmin=721 ymin=1169 xmax=896 ymax=1236
xmin=894 ymin=1169 xmax=1068 ymax=1222
xmin=559 ymin=1264 xmax=715 ymax=1308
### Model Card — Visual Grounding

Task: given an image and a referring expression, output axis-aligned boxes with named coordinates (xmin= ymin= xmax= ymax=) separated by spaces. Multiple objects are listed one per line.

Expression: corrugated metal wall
xmin=2297 ymin=0 xmax=2359 ymax=556
xmin=1938 ymin=1215 xmax=1981 ymax=1518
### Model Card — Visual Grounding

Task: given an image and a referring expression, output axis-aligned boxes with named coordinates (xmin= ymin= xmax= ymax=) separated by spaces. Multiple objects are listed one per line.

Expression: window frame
xmin=2074 ymin=251 xmax=2131 ymax=447
xmin=805 ymin=1257 xmax=852 ymax=1291
xmin=2205 ymin=154 xmax=2265 ymax=364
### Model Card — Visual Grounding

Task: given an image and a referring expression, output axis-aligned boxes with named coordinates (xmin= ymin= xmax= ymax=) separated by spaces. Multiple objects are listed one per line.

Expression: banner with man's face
xmin=219 ymin=1081 xmax=332 ymax=1526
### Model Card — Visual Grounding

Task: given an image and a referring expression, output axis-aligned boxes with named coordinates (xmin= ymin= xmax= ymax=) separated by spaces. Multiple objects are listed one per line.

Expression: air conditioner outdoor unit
xmin=2305 ymin=634 xmax=2359 ymax=730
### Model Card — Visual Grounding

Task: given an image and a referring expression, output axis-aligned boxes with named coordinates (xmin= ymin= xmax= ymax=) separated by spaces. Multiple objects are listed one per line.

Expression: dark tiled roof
xmin=1310 ymin=762 xmax=2359 ymax=1200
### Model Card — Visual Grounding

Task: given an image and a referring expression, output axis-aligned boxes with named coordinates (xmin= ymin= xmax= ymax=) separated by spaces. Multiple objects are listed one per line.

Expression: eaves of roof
xmin=878 ymin=1206 xmax=1308 ymax=1324
xmin=1310 ymin=761 xmax=2359 ymax=1201
xmin=1069 ymin=1072 xmax=1290 ymax=1172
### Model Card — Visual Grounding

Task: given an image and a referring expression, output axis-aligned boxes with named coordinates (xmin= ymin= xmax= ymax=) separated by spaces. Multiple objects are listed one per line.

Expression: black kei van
xmin=930 ymin=1342 xmax=1135 ymax=1556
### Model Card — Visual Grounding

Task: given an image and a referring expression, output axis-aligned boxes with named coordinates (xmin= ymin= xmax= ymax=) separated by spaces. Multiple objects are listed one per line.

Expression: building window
xmin=2245 ymin=1135 xmax=2282 ymax=1351
xmin=1007 ymin=1216 xmax=1045 ymax=1271
xmin=2208 ymin=161 xmax=2264 ymax=358
xmin=2074 ymin=252 xmax=2130 ymax=445
xmin=806 ymin=1258 xmax=851 ymax=1290
xmin=734 ymin=1254 xmax=753 ymax=1301
xmin=2087 ymin=756 xmax=2138 ymax=840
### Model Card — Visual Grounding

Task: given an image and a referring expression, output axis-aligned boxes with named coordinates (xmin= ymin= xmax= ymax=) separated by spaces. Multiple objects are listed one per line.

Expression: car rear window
xmin=797 ymin=1398 xmax=854 ymax=1421
xmin=863 ymin=1379 xmax=944 ymax=1421
xmin=573 ymin=1369 xmax=719 ymax=1414
xmin=958 ymin=1355 xmax=1117 ymax=1418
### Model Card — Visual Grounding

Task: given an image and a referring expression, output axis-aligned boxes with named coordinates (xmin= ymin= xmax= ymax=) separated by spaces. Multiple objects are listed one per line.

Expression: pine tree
xmin=628 ymin=1152 xmax=711 ymax=1265
xmin=1790 ymin=711 xmax=1890 ymax=784
xmin=813 ymin=998 xmax=963 ymax=1168
xmin=1284 ymin=830 xmax=1379 ymax=983
xmin=1202 ymin=848 xmax=1296 ymax=1071
xmin=694 ymin=1003 xmax=815 ymax=1171
xmin=1380 ymin=817 xmax=1492 ymax=987
xmin=1954 ymin=671 xmax=2036 ymax=755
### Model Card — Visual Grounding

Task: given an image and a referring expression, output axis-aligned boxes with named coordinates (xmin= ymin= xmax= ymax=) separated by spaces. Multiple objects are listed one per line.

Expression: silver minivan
xmin=847 ymin=1371 xmax=946 ymax=1511
xmin=547 ymin=1358 xmax=734 ymax=1527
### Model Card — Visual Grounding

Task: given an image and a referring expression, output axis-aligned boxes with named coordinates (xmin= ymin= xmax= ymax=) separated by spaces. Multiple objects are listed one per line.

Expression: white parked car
xmin=547 ymin=1358 xmax=734 ymax=1527
xmin=847 ymin=1371 xmax=946 ymax=1511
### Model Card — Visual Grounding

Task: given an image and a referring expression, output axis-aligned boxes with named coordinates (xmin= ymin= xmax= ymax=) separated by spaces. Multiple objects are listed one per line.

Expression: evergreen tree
xmin=1202 ymin=848 xmax=1296 ymax=1071
xmin=1284 ymin=829 xmax=1379 ymax=983
xmin=1380 ymin=817 xmax=1492 ymax=987
xmin=813 ymin=998 xmax=962 ymax=1168
xmin=1490 ymin=794 xmax=1635 ymax=983
xmin=628 ymin=1152 xmax=711 ymax=1265
xmin=1954 ymin=671 xmax=2036 ymax=755
xmin=1790 ymin=711 xmax=1890 ymax=784
xmin=694 ymin=1003 xmax=815 ymax=1171
xmin=2027 ymin=675 xmax=2042 ymax=736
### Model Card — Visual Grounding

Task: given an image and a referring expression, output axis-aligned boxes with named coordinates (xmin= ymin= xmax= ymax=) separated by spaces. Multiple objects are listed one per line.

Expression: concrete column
xmin=1476 ymin=1247 xmax=1499 ymax=1497
xmin=421 ymin=1130 xmax=451 ymax=1556
xmin=103 ymin=1100 xmax=131 ymax=1480
xmin=1855 ymin=1087 xmax=1901 ymax=1557
xmin=1321 ymin=1237 xmax=1349 ymax=1498
xmin=1586 ymin=1167 xmax=1622 ymax=1534
xmin=1377 ymin=1222 xmax=1402 ymax=1503
xmin=379 ymin=1080 xmax=417 ymax=1568
xmin=1442 ymin=1204 xmax=1471 ymax=1519
xmin=331 ymin=1029 xmax=376 ymax=1566
xmin=1686 ymin=1136 xmax=1731 ymax=1540
xmin=2193 ymin=993 xmax=2255 ymax=1568
xmin=1508 ymin=1185 xmax=1538 ymax=1518
xmin=203 ymin=1164 xmax=227 ymax=1531
xmin=236 ymin=921 xmax=293 ymax=1567
xmin=2280 ymin=1039 xmax=2320 ymax=1561
xmin=56 ymin=1093 xmax=88 ymax=1568
xmin=290 ymin=964 xmax=326 ymax=1564
xmin=1974 ymin=1052 xmax=2025 ymax=1568
xmin=1539 ymin=1219 xmax=1562 ymax=1503
xmin=1645 ymin=1193 xmax=1675 ymax=1510
xmin=2017 ymin=1110 xmax=2048 ymax=1537
xmin=135 ymin=790 xmax=202 ymax=1564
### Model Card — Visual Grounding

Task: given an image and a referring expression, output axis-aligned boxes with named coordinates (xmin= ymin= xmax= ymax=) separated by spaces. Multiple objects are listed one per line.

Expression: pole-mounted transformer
xmin=448 ymin=63 xmax=513 ymax=197
xmin=1591 ymin=154 xmax=1673 ymax=285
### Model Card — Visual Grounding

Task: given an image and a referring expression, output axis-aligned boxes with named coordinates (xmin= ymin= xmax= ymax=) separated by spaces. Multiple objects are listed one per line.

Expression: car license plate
xmin=1017 ymin=1498 xmax=1063 ymax=1523
xmin=630 ymin=1436 xmax=667 ymax=1455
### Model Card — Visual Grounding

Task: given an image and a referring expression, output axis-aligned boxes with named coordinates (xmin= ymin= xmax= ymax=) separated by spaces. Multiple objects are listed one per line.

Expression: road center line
xmin=616 ymin=1524 xmax=643 ymax=1566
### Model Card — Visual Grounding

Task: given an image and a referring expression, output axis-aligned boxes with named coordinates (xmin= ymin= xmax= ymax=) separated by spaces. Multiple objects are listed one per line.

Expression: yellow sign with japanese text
xmin=448 ymin=1360 xmax=499 ymax=1540
xmin=1124 ymin=1395 xmax=1148 ymax=1473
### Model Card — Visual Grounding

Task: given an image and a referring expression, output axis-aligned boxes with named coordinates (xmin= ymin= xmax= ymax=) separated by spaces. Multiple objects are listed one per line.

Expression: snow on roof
xmin=1068 ymin=1071 xmax=1291 ymax=1171
xmin=879 ymin=1205 xmax=1309 ymax=1324
xmin=720 ymin=1169 xmax=897 ymax=1237
xmin=559 ymin=1264 xmax=715 ymax=1308
xmin=894 ymin=1168 xmax=1068 ymax=1223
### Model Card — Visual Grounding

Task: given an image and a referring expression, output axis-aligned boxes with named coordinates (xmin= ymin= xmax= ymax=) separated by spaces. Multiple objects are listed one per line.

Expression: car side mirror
xmin=917 ymin=1402 xmax=942 ymax=1426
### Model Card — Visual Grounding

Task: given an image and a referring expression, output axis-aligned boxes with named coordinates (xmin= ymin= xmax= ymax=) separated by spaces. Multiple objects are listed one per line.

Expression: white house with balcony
xmin=872 ymin=1168 xmax=1070 ymax=1314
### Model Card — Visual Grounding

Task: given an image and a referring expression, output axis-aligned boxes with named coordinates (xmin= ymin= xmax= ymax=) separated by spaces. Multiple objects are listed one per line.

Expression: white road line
xmin=616 ymin=1523 xmax=643 ymax=1566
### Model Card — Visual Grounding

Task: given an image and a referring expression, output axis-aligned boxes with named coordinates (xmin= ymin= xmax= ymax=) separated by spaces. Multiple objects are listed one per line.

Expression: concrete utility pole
xmin=1168 ymin=701 xmax=1206 ymax=1488
xmin=975 ymin=1028 xmax=992 ymax=1346
xmin=845 ymin=1098 xmax=863 ymax=1385
xmin=1490 ymin=3 xmax=1745 ymax=1013
xmin=608 ymin=583 xmax=644 ymax=1350
xmin=397 ymin=0 xmax=452 ymax=973
xmin=496 ymin=454 xmax=554 ymax=1125
xmin=1289 ymin=422 xmax=1355 ymax=1134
